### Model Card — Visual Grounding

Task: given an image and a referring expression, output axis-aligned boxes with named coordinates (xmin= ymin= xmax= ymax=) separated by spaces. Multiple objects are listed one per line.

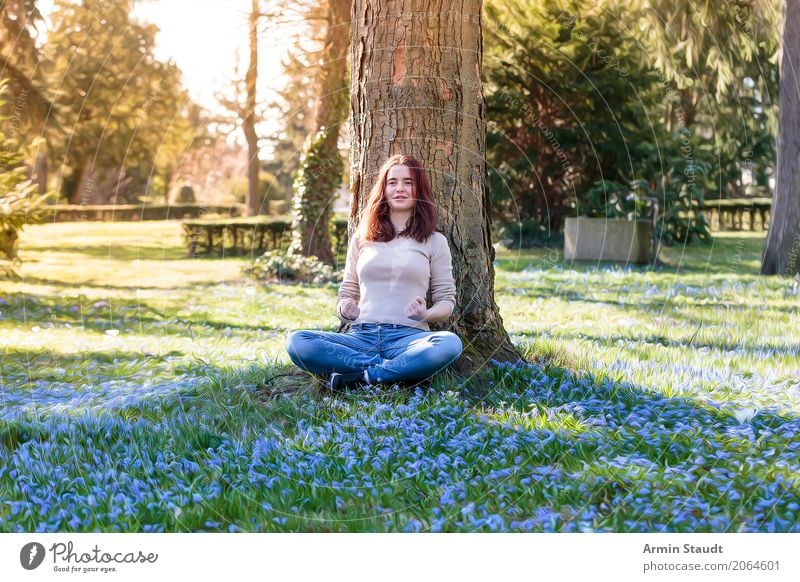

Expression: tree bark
xmin=244 ymin=0 xmax=261 ymax=216
xmin=289 ymin=0 xmax=350 ymax=264
xmin=163 ymin=168 xmax=173 ymax=203
xmin=350 ymin=0 xmax=522 ymax=371
xmin=762 ymin=0 xmax=800 ymax=276
xmin=314 ymin=0 xmax=350 ymax=138
xmin=34 ymin=150 xmax=47 ymax=195
xmin=66 ymin=161 xmax=88 ymax=205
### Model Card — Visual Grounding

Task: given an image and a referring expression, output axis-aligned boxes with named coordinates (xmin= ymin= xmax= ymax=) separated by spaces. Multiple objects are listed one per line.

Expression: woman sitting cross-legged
xmin=285 ymin=153 xmax=463 ymax=390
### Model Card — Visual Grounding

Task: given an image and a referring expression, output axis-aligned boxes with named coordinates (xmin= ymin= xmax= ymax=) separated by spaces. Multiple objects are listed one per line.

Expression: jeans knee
xmin=437 ymin=332 xmax=463 ymax=363
xmin=285 ymin=330 xmax=312 ymax=362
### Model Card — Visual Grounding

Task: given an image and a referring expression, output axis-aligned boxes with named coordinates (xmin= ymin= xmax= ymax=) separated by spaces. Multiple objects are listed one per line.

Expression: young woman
xmin=285 ymin=154 xmax=463 ymax=390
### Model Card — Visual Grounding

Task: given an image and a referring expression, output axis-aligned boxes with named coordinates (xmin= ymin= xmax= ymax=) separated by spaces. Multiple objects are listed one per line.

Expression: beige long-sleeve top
xmin=336 ymin=231 xmax=457 ymax=331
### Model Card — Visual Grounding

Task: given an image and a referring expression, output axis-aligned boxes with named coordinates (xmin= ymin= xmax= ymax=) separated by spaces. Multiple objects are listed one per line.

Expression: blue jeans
xmin=285 ymin=323 xmax=463 ymax=384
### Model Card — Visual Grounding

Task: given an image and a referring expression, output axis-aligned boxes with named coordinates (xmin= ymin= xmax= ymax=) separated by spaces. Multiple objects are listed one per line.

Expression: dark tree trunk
xmin=762 ymin=0 xmax=800 ymax=276
xmin=350 ymin=0 xmax=522 ymax=371
xmin=66 ymin=161 xmax=88 ymax=205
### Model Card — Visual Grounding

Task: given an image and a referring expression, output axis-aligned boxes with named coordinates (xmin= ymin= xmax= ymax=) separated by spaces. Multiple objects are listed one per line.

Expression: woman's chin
xmin=390 ymin=204 xmax=414 ymax=213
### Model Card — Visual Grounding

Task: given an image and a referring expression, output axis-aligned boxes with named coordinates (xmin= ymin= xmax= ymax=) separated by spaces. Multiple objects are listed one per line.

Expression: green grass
xmin=0 ymin=221 xmax=798 ymax=532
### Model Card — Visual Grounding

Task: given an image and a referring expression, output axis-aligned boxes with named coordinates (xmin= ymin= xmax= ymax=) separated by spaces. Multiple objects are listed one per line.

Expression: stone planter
xmin=563 ymin=217 xmax=653 ymax=263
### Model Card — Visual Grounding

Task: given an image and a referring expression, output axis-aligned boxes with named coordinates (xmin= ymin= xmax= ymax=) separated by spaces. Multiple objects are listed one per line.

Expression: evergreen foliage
xmin=484 ymin=0 xmax=777 ymax=245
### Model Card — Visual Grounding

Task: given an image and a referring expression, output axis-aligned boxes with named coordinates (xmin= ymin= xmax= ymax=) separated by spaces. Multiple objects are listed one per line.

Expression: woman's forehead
xmin=387 ymin=165 xmax=412 ymax=179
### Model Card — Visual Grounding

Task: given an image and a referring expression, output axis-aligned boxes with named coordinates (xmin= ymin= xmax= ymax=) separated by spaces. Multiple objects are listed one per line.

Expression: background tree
xmin=640 ymin=0 xmax=800 ymax=264
xmin=152 ymin=101 xmax=214 ymax=202
xmin=350 ymin=0 xmax=521 ymax=369
xmin=640 ymin=0 xmax=780 ymax=97
xmin=261 ymin=49 xmax=319 ymax=208
xmin=289 ymin=0 xmax=350 ymax=264
xmin=217 ymin=1 xmax=318 ymax=215
xmin=639 ymin=0 xmax=780 ymax=206
xmin=243 ymin=0 xmax=261 ymax=215
xmin=483 ymin=0 xmax=779 ymax=246
xmin=0 ymin=0 xmax=53 ymax=193
xmin=762 ymin=0 xmax=800 ymax=275
xmin=484 ymin=0 xmax=663 ymax=235
xmin=44 ymin=0 xmax=197 ymax=204
xmin=0 ymin=80 xmax=54 ymax=275
xmin=259 ymin=1 xmax=341 ymax=219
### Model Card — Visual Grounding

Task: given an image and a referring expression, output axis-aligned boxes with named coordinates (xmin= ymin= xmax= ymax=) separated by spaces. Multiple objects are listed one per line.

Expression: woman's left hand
xmin=404 ymin=296 xmax=428 ymax=321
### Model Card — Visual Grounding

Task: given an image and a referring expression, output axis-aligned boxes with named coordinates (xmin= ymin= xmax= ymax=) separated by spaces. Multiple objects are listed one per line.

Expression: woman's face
xmin=384 ymin=164 xmax=416 ymax=213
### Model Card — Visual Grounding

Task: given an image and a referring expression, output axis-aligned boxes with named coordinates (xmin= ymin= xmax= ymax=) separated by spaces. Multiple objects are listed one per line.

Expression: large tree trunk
xmin=349 ymin=0 xmax=522 ymax=371
xmin=244 ymin=0 xmax=261 ymax=216
xmin=762 ymin=0 xmax=800 ymax=276
xmin=289 ymin=0 xmax=350 ymax=264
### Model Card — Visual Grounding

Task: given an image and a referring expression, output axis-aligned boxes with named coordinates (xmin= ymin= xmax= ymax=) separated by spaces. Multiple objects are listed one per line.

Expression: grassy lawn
xmin=0 ymin=221 xmax=798 ymax=532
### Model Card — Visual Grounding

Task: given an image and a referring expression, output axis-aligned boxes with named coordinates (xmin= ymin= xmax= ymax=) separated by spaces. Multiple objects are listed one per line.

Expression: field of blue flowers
xmin=0 ymin=222 xmax=798 ymax=532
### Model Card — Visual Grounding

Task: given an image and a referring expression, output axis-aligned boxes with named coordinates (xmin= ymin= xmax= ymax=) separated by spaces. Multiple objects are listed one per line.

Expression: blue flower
xmin=402 ymin=519 xmax=424 ymax=533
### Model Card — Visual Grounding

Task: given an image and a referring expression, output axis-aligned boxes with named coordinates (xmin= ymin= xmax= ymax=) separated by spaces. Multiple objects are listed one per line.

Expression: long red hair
xmin=359 ymin=154 xmax=437 ymax=243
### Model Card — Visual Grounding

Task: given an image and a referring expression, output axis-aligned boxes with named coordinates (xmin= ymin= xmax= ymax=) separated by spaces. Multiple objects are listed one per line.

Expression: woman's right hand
xmin=339 ymin=298 xmax=360 ymax=321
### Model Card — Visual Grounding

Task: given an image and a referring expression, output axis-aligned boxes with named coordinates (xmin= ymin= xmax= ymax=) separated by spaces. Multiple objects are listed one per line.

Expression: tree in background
xmin=151 ymin=101 xmax=214 ymax=203
xmin=215 ymin=7 xmax=268 ymax=214
xmin=0 ymin=0 xmax=53 ymax=193
xmin=261 ymin=2 xmax=336 ymax=218
xmin=217 ymin=0 xmax=319 ymax=216
xmin=44 ymin=0 xmax=201 ymax=204
xmin=244 ymin=0 xmax=261 ymax=215
xmin=640 ymin=0 xmax=780 ymax=98
xmin=0 ymin=0 xmax=44 ymax=102
xmin=762 ymin=0 xmax=800 ymax=276
xmin=483 ymin=0 xmax=779 ymax=246
xmin=484 ymin=0 xmax=662 ymax=236
xmin=261 ymin=50 xmax=318 ymax=211
xmin=0 ymin=80 xmax=54 ymax=276
xmin=639 ymin=0 xmax=780 ymax=240
xmin=350 ymin=0 xmax=521 ymax=369
xmin=288 ymin=0 xmax=349 ymax=265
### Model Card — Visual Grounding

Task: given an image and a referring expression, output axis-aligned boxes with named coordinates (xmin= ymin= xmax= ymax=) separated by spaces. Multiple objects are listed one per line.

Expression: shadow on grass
xmin=0 ymin=291 xmax=287 ymax=336
xmin=456 ymin=355 xmax=798 ymax=530
xmin=504 ymin=288 xmax=798 ymax=316
xmin=0 ymin=347 xmax=183 ymax=366
xmin=494 ymin=233 xmax=765 ymax=277
xmin=29 ymin=245 xmax=189 ymax=261
xmin=14 ymin=276 xmax=227 ymax=292
xmin=511 ymin=328 xmax=800 ymax=356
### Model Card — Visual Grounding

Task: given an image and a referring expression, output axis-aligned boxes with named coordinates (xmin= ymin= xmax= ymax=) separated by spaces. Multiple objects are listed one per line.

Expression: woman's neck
xmin=390 ymin=210 xmax=412 ymax=233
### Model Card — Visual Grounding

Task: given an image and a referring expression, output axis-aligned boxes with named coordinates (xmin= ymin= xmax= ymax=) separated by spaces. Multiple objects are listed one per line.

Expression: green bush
xmin=244 ymin=250 xmax=337 ymax=285
xmin=484 ymin=0 xmax=751 ymax=246
xmin=581 ymin=172 xmax=713 ymax=247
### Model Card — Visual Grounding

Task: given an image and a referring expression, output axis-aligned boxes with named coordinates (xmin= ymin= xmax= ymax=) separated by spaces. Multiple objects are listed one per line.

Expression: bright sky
xmin=38 ymin=0 xmax=305 ymax=151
